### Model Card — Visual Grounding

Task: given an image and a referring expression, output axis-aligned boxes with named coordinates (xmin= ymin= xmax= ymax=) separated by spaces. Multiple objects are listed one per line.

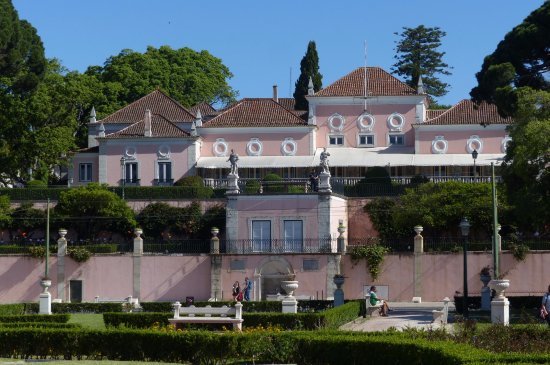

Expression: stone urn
xmin=488 ymin=279 xmax=510 ymax=300
xmin=280 ymin=280 xmax=299 ymax=297
xmin=480 ymin=274 xmax=492 ymax=288
xmin=40 ymin=278 xmax=52 ymax=294
xmin=333 ymin=275 xmax=345 ymax=289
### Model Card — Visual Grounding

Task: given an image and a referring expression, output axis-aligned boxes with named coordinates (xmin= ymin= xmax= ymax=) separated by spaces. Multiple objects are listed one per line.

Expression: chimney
xmin=195 ymin=109 xmax=203 ymax=127
xmin=98 ymin=123 xmax=105 ymax=138
xmin=272 ymin=85 xmax=278 ymax=103
xmin=144 ymin=109 xmax=152 ymax=137
xmin=89 ymin=106 xmax=97 ymax=123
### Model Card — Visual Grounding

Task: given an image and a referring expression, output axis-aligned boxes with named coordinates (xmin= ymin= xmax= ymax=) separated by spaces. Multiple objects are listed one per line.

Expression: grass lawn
xmin=68 ymin=313 xmax=106 ymax=330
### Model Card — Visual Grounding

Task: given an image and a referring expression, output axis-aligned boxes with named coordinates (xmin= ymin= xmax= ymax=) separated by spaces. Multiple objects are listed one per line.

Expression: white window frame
xmin=157 ymin=161 xmax=172 ymax=182
xmin=357 ymin=134 xmax=375 ymax=147
xmin=283 ymin=220 xmax=303 ymax=253
xmin=79 ymin=163 xmax=92 ymax=182
xmin=251 ymin=220 xmax=272 ymax=253
xmin=388 ymin=134 xmax=405 ymax=146
xmin=125 ymin=161 xmax=139 ymax=183
xmin=328 ymin=135 xmax=344 ymax=146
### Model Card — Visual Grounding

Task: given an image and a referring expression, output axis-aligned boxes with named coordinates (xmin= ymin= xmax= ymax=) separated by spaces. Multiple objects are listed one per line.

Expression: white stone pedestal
xmin=318 ymin=172 xmax=331 ymax=193
xmin=491 ymin=298 xmax=509 ymax=325
xmin=282 ymin=297 xmax=298 ymax=313
xmin=226 ymin=173 xmax=240 ymax=195
xmin=39 ymin=279 xmax=52 ymax=315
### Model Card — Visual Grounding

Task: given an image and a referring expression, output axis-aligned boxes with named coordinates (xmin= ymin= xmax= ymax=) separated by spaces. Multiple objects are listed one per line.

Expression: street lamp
xmin=459 ymin=217 xmax=471 ymax=318
xmin=471 ymin=149 xmax=478 ymax=180
xmin=120 ymin=157 xmax=126 ymax=200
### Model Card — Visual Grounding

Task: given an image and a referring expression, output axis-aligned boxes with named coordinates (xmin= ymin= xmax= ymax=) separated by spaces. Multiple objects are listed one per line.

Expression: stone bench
xmin=94 ymin=295 xmax=140 ymax=310
xmin=364 ymin=295 xmax=382 ymax=317
xmin=168 ymin=301 xmax=243 ymax=331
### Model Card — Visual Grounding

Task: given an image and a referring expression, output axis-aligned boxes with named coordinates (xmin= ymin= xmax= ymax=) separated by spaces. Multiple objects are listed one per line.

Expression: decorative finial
xmin=195 ymin=109 xmax=202 ymax=127
xmin=307 ymin=77 xmax=314 ymax=96
xmin=417 ymin=76 xmax=425 ymax=95
xmin=89 ymin=106 xmax=97 ymax=123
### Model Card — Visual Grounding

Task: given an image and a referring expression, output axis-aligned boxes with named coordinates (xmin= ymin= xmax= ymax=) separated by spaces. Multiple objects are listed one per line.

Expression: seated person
xmin=369 ymin=285 xmax=390 ymax=316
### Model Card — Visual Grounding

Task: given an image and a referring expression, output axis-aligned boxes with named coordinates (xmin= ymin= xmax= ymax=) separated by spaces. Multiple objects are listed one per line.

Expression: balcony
xmin=223 ymin=238 xmax=335 ymax=254
xmin=120 ymin=178 xmax=140 ymax=187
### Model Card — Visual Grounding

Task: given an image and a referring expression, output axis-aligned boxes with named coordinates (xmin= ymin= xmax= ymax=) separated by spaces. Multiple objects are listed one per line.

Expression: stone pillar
xmin=489 ymin=279 xmax=510 ymax=325
xmin=413 ymin=225 xmax=423 ymax=302
xmin=337 ymin=220 xmax=346 ymax=254
xmin=226 ymin=173 xmax=240 ymax=195
xmin=480 ymin=274 xmax=492 ymax=311
xmin=209 ymin=227 xmax=223 ymax=301
xmin=318 ymin=172 xmax=332 ymax=193
xmin=210 ymin=227 xmax=220 ymax=254
xmin=133 ymin=228 xmax=143 ymax=300
xmin=56 ymin=229 xmax=68 ymax=302
xmin=326 ymin=255 xmax=340 ymax=300
xmin=281 ymin=281 xmax=299 ymax=313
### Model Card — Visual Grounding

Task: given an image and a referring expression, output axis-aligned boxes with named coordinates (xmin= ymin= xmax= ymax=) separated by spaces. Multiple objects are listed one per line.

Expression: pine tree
xmin=391 ymin=25 xmax=451 ymax=99
xmin=293 ymin=41 xmax=322 ymax=110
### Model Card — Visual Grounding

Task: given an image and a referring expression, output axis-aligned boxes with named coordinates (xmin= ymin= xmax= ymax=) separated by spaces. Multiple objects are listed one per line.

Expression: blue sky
xmin=13 ymin=0 xmax=545 ymax=106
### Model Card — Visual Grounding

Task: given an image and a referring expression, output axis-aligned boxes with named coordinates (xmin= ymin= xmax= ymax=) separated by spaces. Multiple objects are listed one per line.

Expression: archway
xmin=254 ymin=257 xmax=296 ymax=300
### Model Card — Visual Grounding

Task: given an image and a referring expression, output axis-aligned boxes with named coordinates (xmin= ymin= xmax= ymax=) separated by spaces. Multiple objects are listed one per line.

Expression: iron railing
xmin=223 ymin=238 xmax=335 ymax=254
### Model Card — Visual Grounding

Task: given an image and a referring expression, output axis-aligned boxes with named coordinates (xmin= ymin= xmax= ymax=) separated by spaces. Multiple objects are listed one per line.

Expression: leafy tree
xmin=470 ymin=2 xmax=550 ymax=108
xmin=361 ymin=167 xmax=391 ymax=185
xmin=197 ymin=204 xmax=226 ymax=239
xmin=293 ymin=41 xmax=322 ymax=110
xmin=88 ymin=46 xmax=237 ymax=109
xmin=0 ymin=195 xmax=12 ymax=228
xmin=0 ymin=0 xmax=46 ymax=95
xmin=173 ymin=201 xmax=203 ymax=237
xmin=500 ymin=88 xmax=550 ymax=233
xmin=367 ymin=182 xmax=510 ymax=239
xmin=10 ymin=201 xmax=45 ymax=232
xmin=53 ymin=183 xmax=136 ymax=239
xmin=136 ymin=202 xmax=177 ymax=239
xmin=391 ymin=25 xmax=452 ymax=99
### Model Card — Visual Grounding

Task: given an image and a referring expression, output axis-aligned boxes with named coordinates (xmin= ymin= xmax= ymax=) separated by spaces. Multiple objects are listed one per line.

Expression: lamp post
xmin=471 ymin=149 xmax=478 ymax=180
xmin=120 ymin=157 xmax=126 ymax=200
xmin=459 ymin=217 xmax=471 ymax=318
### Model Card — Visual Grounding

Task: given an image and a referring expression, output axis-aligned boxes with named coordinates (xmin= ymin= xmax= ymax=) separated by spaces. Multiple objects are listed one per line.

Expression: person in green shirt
xmin=369 ymin=285 xmax=390 ymax=316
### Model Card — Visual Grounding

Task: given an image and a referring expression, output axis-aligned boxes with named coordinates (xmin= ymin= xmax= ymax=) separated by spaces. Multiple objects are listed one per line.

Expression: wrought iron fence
xmin=222 ymin=238 xmax=335 ymax=254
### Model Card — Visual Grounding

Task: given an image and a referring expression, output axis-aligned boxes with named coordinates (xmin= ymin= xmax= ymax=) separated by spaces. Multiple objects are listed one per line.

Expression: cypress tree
xmin=293 ymin=41 xmax=322 ymax=110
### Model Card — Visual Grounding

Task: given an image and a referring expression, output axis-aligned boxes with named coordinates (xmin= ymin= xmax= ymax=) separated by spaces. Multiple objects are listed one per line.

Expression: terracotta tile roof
xmin=421 ymin=100 xmax=513 ymax=125
xmin=100 ymin=89 xmax=195 ymax=123
xmin=277 ymin=97 xmax=308 ymax=120
xmin=102 ymin=114 xmax=191 ymax=138
xmin=426 ymin=109 xmax=448 ymax=119
xmin=77 ymin=146 xmax=99 ymax=153
xmin=189 ymin=102 xmax=216 ymax=118
xmin=314 ymin=67 xmax=417 ymax=97
xmin=202 ymin=98 xmax=308 ymax=128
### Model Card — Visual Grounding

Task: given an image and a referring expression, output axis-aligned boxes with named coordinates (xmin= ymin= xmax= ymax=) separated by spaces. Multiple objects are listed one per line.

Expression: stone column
xmin=413 ymin=225 xmax=424 ymax=302
xmin=337 ymin=220 xmax=346 ymax=254
xmin=133 ymin=228 xmax=143 ymax=300
xmin=56 ymin=229 xmax=68 ymax=302
xmin=209 ymin=227 xmax=222 ymax=301
xmin=326 ymin=254 xmax=340 ymax=300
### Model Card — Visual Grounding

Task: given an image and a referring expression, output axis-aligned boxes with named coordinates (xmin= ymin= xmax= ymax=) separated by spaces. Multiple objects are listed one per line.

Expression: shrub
xmin=263 ymin=173 xmax=283 ymax=193
xmin=140 ymin=302 xmax=174 ymax=313
xmin=173 ymin=176 xmax=214 ymax=198
xmin=361 ymin=166 xmax=391 ymax=185
xmin=0 ymin=304 xmax=25 ymax=315
xmin=26 ymin=180 xmax=47 ymax=187
xmin=27 ymin=246 xmax=46 ymax=259
xmin=103 ymin=312 xmax=171 ymax=328
xmin=0 ymin=314 xmax=70 ymax=323
xmin=67 ymin=247 xmax=92 ymax=262
xmin=244 ymin=179 xmax=261 ymax=194
xmin=243 ymin=313 xmax=323 ymax=330
xmin=0 ymin=322 xmax=81 ymax=329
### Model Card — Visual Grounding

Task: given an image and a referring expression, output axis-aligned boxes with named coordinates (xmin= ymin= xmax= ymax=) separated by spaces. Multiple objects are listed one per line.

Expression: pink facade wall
xmin=330 ymin=197 xmax=348 ymax=239
xmin=341 ymin=251 xmax=550 ymax=301
xmin=416 ymin=129 xmax=508 ymax=154
xmin=315 ymin=104 xmax=417 ymax=148
xmin=220 ymin=255 xmax=331 ymax=301
xmin=71 ymin=155 xmax=99 ymax=186
xmin=1 ymin=252 xmax=549 ymax=303
xmin=201 ymin=132 xmax=311 ymax=157
xmin=140 ymin=256 xmax=211 ymax=302
xmin=104 ymin=143 xmax=191 ymax=185
xmin=347 ymin=198 xmax=378 ymax=239
xmin=235 ymin=196 xmax=319 ymax=239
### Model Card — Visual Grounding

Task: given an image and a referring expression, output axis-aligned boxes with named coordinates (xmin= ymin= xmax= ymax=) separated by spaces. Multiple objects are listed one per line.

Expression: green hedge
xmin=103 ymin=312 xmax=170 ymax=328
xmin=243 ymin=312 xmax=323 ymax=330
xmin=1 ymin=328 xmax=549 ymax=364
xmin=0 ymin=322 xmax=81 ymax=329
xmin=140 ymin=302 xmax=173 ymax=312
xmin=0 ymin=304 xmax=26 ymax=315
xmin=0 ymin=314 xmax=70 ymax=323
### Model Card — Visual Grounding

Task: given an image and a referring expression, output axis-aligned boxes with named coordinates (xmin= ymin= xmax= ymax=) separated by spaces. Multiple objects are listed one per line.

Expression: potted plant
xmin=333 ymin=274 xmax=346 ymax=287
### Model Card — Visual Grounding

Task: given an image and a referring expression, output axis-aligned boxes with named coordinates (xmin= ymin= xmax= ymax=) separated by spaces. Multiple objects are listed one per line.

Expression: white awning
xmin=196 ymin=148 xmax=504 ymax=169
xmin=196 ymin=155 xmax=315 ymax=169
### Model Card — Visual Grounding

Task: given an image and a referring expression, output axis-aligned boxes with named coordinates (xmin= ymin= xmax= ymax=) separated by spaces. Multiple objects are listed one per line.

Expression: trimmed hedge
xmin=1 ymin=328 xmax=549 ymax=364
xmin=0 ymin=322 xmax=81 ymax=329
xmin=0 ymin=314 xmax=70 ymax=323
xmin=0 ymin=304 xmax=25 ymax=315
xmin=103 ymin=312 xmax=170 ymax=328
